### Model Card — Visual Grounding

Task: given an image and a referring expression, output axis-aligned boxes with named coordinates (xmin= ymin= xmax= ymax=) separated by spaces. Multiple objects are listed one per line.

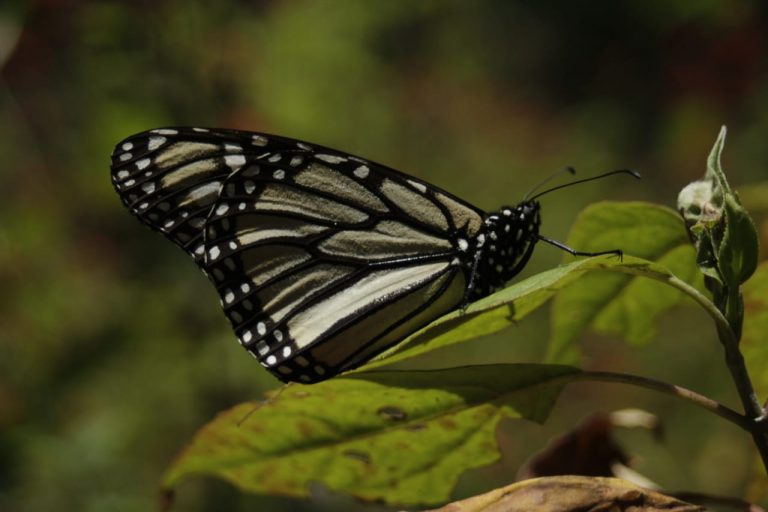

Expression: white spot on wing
xmin=353 ymin=165 xmax=370 ymax=179
xmin=136 ymin=158 xmax=151 ymax=170
xmin=273 ymin=169 xmax=285 ymax=180
xmin=315 ymin=154 xmax=346 ymax=164
xmin=225 ymin=154 xmax=246 ymax=170
xmin=119 ymin=152 xmax=132 ymax=162
xmin=152 ymin=128 xmax=178 ymax=135
xmin=148 ymin=136 xmax=166 ymax=151
xmin=122 ymin=142 xmax=133 ymax=151
xmin=408 ymin=180 xmax=427 ymax=193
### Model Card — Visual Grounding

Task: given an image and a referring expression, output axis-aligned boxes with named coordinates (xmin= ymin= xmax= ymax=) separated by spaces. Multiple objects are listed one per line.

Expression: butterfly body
xmin=111 ymin=127 xmax=542 ymax=383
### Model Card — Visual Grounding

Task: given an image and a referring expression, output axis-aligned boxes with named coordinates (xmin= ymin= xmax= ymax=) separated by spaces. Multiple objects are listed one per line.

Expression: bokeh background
xmin=2 ymin=1 xmax=768 ymax=510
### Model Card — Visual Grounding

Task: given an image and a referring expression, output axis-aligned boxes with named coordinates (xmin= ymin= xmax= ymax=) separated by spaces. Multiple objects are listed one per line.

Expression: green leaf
xmin=546 ymin=201 xmax=698 ymax=363
xmin=162 ymin=364 xmax=579 ymax=506
xmin=363 ymin=252 xmax=673 ymax=371
xmin=677 ymin=125 xmax=759 ymax=289
xmin=741 ymin=262 xmax=768 ymax=402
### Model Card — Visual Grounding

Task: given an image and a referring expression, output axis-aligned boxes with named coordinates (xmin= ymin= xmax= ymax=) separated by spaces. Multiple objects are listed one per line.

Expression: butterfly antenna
xmin=528 ymin=169 xmax=641 ymax=201
xmin=523 ymin=166 xmax=576 ymax=201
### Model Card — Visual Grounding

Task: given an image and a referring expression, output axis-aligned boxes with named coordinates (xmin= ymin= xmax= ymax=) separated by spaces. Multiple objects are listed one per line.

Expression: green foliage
xmin=163 ymin=365 xmax=579 ymax=505
xmin=741 ymin=263 xmax=768 ymax=400
xmin=160 ymin=203 xmax=718 ymax=507
xmin=547 ymin=202 xmax=699 ymax=363
xmin=678 ymin=126 xmax=759 ymax=288
xmin=678 ymin=127 xmax=760 ymax=338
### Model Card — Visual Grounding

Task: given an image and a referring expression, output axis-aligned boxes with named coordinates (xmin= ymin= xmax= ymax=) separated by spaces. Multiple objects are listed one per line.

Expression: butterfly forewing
xmin=111 ymin=127 xmax=488 ymax=382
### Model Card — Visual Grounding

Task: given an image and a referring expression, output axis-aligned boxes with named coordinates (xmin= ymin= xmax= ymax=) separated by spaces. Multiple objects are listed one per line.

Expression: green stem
xmin=569 ymin=370 xmax=752 ymax=431
xmin=665 ymin=276 xmax=768 ymax=472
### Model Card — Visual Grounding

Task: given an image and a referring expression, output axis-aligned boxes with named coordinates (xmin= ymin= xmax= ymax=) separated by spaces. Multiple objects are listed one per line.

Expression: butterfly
xmin=110 ymin=127 xmax=636 ymax=383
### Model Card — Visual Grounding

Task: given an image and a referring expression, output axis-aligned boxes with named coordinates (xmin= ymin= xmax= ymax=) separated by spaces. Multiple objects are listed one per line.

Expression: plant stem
xmin=665 ymin=276 xmax=768 ymax=471
xmin=566 ymin=370 xmax=752 ymax=431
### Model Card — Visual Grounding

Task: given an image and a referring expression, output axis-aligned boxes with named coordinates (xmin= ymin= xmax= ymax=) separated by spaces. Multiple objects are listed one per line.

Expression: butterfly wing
xmin=111 ymin=127 xmax=486 ymax=382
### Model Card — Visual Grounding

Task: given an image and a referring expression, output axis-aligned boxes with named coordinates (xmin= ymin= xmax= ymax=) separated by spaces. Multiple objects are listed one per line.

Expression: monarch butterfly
xmin=110 ymin=127 xmax=637 ymax=383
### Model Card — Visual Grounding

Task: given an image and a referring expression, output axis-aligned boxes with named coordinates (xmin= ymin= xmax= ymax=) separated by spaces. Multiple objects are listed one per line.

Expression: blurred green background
xmin=2 ymin=1 xmax=768 ymax=510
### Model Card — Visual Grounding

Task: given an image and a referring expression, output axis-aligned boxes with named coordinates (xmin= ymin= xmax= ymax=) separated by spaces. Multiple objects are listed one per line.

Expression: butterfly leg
xmin=537 ymin=235 xmax=623 ymax=261
xmin=461 ymin=244 xmax=488 ymax=309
